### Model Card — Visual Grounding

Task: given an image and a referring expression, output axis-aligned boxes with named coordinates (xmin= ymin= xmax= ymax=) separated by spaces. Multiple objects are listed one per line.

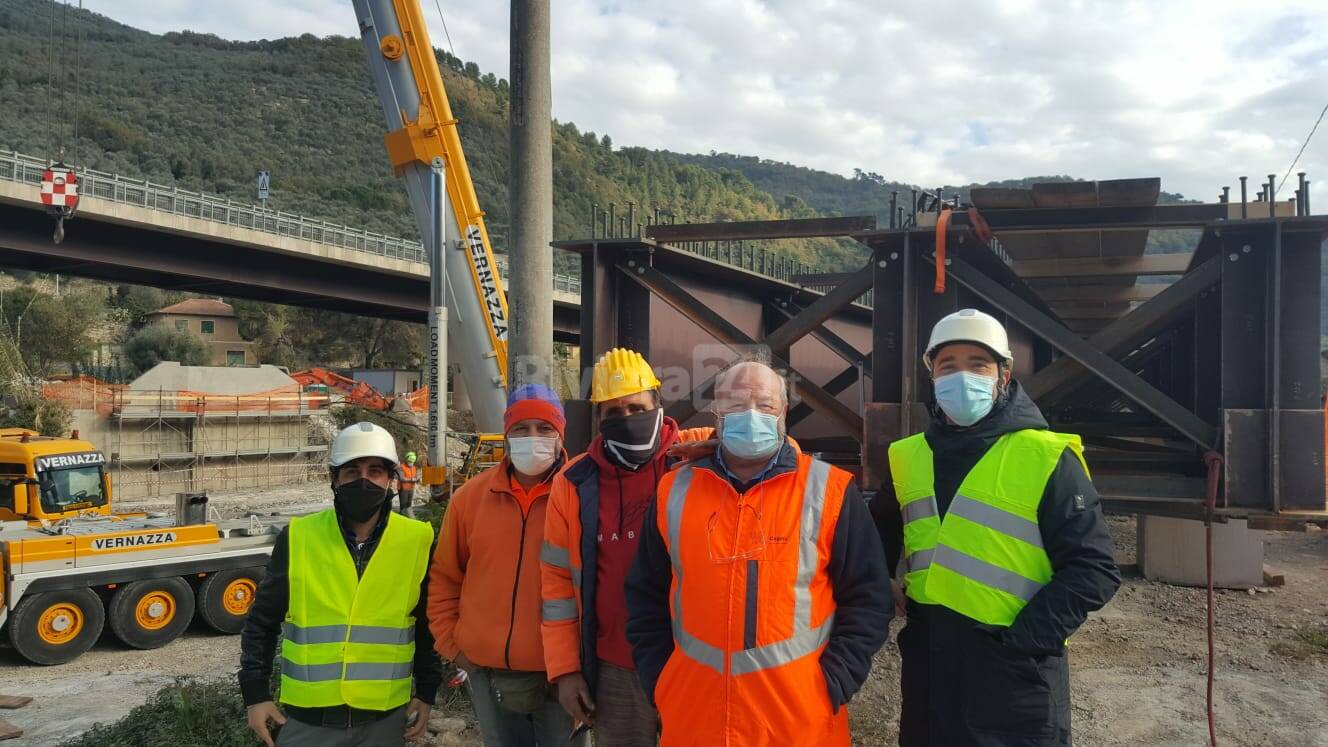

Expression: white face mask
xmin=508 ymin=436 xmax=560 ymax=476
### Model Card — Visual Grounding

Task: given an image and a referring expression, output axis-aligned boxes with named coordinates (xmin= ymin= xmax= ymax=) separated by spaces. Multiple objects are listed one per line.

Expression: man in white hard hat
xmin=874 ymin=309 xmax=1120 ymax=746
xmin=240 ymin=422 xmax=440 ymax=746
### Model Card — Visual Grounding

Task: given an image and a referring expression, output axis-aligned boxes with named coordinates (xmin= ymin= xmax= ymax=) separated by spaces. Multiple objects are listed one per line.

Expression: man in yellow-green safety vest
xmin=239 ymin=422 xmax=440 ymax=746
xmin=872 ymin=309 xmax=1120 ymax=746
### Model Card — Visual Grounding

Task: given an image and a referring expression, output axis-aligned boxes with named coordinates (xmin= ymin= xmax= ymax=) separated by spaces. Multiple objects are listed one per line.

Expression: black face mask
xmin=334 ymin=478 xmax=391 ymax=523
xmin=599 ymin=408 xmax=664 ymax=469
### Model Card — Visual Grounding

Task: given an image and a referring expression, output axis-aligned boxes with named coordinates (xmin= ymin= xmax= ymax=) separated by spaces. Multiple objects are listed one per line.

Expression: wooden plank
xmin=0 ymin=696 xmax=31 ymax=710
xmin=1012 ymin=253 xmax=1192 ymax=278
xmin=0 ymin=719 xmax=21 ymax=741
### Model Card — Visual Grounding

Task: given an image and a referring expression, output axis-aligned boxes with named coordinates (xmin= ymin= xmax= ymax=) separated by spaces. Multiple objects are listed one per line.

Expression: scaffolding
xmin=102 ymin=388 xmax=332 ymax=501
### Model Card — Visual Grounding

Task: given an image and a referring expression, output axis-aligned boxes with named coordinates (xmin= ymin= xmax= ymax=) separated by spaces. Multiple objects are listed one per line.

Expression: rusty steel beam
xmin=941 ymin=254 xmax=1217 ymax=448
xmin=1027 ymin=256 xmax=1222 ymax=404
xmin=1011 ymin=253 xmax=1192 ymax=278
xmin=1037 ymin=285 xmax=1164 ymax=303
xmin=787 ymin=354 xmax=872 ymax=427
xmin=1052 ymin=307 xmax=1133 ymax=321
xmin=622 ymin=265 xmax=864 ymax=439
xmin=790 ymin=272 xmax=855 ymax=286
xmin=764 ymin=262 xmax=876 ymax=352
xmin=768 ymin=300 xmax=873 ymax=376
xmin=646 ymin=215 xmax=876 ymax=243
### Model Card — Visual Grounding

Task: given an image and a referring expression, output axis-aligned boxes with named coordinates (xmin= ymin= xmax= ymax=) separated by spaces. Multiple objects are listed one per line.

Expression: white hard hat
xmin=925 ymin=309 xmax=1013 ymax=368
xmin=329 ymin=422 xmax=399 ymax=468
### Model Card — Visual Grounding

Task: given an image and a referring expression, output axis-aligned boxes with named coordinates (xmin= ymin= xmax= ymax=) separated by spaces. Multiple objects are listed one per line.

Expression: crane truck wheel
xmin=8 ymin=588 xmax=106 ymax=665
xmin=108 ymin=577 xmax=195 ymax=650
xmin=197 ymin=567 xmax=265 ymax=634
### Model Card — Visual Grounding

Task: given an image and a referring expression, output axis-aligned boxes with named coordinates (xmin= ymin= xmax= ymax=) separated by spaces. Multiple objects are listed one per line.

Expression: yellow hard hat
xmin=590 ymin=348 xmax=662 ymax=403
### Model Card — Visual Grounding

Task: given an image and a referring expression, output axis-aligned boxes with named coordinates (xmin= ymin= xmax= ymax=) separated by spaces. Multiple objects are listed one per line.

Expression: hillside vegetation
xmin=4 ymin=0 xmax=1305 ymax=376
xmin=0 ymin=0 xmax=857 ymax=270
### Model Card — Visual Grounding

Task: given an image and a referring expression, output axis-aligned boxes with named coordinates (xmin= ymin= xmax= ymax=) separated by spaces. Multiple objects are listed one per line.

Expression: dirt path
xmin=2 ymin=623 xmax=242 ymax=744
xmin=5 ymin=500 xmax=1325 ymax=745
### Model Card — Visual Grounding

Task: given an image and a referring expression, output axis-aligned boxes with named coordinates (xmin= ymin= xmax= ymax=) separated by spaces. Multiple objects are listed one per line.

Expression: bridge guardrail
xmin=4 ymin=150 xmax=870 ymax=304
xmin=0 ymin=150 xmax=428 ymax=264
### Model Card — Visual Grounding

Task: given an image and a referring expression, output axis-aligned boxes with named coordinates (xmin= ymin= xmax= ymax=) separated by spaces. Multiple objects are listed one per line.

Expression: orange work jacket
xmin=651 ymin=449 xmax=853 ymax=746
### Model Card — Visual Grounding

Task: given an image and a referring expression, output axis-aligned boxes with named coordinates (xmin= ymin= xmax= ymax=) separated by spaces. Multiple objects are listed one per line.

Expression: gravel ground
xmin=4 ymin=496 xmax=1326 ymax=745
xmin=845 ymin=516 xmax=1328 ymax=746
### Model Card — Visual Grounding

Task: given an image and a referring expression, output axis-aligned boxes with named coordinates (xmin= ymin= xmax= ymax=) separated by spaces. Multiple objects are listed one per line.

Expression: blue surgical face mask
xmin=720 ymin=409 xmax=783 ymax=460
xmin=933 ymin=371 xmax=997 ymax=427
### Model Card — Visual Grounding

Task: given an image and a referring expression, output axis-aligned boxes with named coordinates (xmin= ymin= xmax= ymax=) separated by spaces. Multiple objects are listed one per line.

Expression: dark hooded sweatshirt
xmin=590 ymin=416 xmax=682 ymax=670
xmin=871 ymin=381 xmax=1120 ymax=746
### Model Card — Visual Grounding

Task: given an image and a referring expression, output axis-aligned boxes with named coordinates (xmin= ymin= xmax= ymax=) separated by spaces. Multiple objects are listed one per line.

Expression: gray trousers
xmin=276 ymin=706 xmax=407 ymax=747
xmin=468 ymin=668 xmax=583 ymax=747
xmin=593 ymin=660 xmax=658 ymax=747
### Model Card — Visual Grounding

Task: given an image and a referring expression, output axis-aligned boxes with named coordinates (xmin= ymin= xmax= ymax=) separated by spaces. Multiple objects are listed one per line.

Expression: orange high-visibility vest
xmin=652 ymin=450 xmax=852 ymax=746
xmin=400 ymin=464 xmax=418 ymax=490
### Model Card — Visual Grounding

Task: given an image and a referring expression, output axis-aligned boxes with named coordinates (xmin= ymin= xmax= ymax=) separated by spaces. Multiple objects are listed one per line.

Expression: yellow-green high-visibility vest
xmin=280 ymin=508 xmax=434 ymax=711
xmin=888 ymin=429 xmax=1088 ymax=626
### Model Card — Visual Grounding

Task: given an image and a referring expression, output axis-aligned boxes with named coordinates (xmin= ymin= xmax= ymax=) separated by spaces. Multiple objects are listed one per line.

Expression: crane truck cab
xmin=0 ymin=429 xmax=303 ymax=665
xmin=0 ymin=428 xmax=116 ymax=523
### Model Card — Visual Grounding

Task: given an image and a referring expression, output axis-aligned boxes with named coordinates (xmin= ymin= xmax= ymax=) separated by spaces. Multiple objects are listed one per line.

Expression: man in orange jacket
xmin=625 ymin=360 xmax=893 ymax=746
xmin=541 ymin=349 xmax=710 ymax=746
xmin=429 ymin=384 xmax=583 ymax=745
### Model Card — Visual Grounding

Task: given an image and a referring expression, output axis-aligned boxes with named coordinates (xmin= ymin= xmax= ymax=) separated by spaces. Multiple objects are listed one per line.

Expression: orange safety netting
xmin=400 ymin=386 xmax=430 ymax=412
xmin=43 ymin=376 xmax=124 ymax=417
xmin=44 ymin=376 xmax=332 ymax=415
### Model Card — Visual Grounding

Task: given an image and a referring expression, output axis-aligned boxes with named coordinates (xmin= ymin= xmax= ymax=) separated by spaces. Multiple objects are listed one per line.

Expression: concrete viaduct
xmin=0 ymin=151 xmax=582 ymax=342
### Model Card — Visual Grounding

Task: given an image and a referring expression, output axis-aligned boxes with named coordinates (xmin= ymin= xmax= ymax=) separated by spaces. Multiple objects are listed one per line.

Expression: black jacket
xmin=238 ymin=509 xmax=442 ymax=727
xmin=871 ymin=381 xmax=1120 ymax=745
xmin=625 ymin=441 xmax=894 ymax=713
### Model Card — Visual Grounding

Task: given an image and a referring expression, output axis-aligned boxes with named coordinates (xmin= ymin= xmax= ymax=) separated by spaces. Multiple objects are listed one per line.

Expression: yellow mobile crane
xmin=353 ymin=0 xmax=513 ymax=489
xmin=0 ymin=1 xmax=513 ymax=665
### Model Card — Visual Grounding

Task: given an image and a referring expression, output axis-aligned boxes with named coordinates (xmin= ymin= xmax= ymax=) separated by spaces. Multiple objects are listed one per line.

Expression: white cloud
xmin=81 ymin=0 xmax=1328 ymax=202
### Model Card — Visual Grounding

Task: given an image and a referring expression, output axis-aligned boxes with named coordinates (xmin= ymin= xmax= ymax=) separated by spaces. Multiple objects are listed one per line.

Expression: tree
xmin=0 ymin=287 xmax=103 ymax=378
xmin=231 ymin=299 xmax=299 ymax=368
xmin=286 ymin=311 xmax=423 ymax=369
xmin=123 ymin=325 xmax=210 ymax=375
xmin=108 ymin=284 xmax=169 ymax=327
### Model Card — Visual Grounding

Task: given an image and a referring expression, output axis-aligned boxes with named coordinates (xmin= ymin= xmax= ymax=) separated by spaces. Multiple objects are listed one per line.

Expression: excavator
xmin=0 ymin=0 xmax=516 ymax=665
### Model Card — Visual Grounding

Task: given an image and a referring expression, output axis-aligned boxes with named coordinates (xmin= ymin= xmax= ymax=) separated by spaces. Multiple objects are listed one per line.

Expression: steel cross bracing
xmin=561 ymin=182 xmax=1328 ymax=521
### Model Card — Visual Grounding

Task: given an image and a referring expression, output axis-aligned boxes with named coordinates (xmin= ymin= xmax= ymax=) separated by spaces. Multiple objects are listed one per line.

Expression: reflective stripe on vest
xmin=540 ymin=540 xmax=582 ymax=588
xmin=889 ymin=429 xmax=1084 ymax=626
xmin=280 ymin=510 xmax=432 ymax=710
xmin=666 ymin=458 xmax=835 ymax=676
xmin=542 ymin=597 xmax=578 ymax=622
xmin=665 ymin=467 xmax=726 ymax=675
xmin=282 ymin=622 xmax=415 ymax=645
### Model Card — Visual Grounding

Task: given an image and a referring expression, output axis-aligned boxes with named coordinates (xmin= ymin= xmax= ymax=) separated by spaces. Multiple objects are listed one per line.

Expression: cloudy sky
xmin=82 ymin=0 xmax=1327 ymax=203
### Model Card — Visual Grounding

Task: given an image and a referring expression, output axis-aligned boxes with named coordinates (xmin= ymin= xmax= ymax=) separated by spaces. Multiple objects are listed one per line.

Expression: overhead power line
xmin=432 ymin=0 xmax=459 ymax=61
xmin=1276 ymin=100 xmax=1328 ymax=196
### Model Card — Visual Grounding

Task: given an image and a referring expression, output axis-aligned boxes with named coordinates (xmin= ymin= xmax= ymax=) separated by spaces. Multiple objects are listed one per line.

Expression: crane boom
xmin=351 ymin=0 xmax=510 ymax=434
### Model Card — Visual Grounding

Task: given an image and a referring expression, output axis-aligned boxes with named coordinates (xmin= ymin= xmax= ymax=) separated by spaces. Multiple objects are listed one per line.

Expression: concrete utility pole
xmin=507 ymin=0 xmax=554 ymax=388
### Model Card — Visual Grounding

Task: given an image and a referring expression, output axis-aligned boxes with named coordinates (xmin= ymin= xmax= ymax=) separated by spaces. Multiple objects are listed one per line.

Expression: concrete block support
xmin=1138 ymin=515 xmax=1265 ymax=588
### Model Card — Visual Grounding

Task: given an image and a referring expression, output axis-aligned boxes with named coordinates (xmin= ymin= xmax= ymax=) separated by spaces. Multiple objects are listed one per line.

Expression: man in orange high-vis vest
xmin=625 ymin=360 xmax=893 ymax=746
xmin=398 ymin=452 xmax=419 ymax=515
